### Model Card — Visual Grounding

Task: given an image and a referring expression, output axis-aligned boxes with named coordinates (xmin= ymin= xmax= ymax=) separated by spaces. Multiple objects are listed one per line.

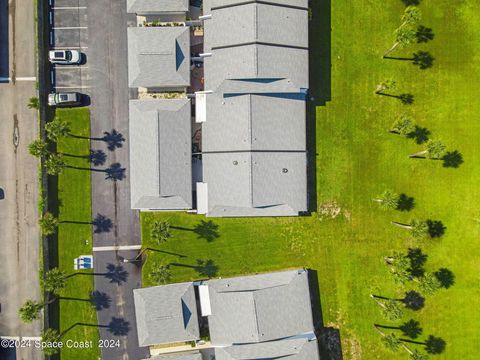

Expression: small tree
xmin=41 ymin=328 xmax=62 ymax=355
xmin=371 ymin=295 xmax=403 ymax=321
xmin=383 ymin=333 xmax=401 ymax=352
xmin=45 ymin=153 xmax=65 ymax=175
xmin=39 ymin=212 xmax=59 ymax=236
xmin=400 ymin=6 xmax=422 ymax=27
xmin=375 ymin=79 xmax=396 ymax=94
xmin=384 ymin=26 xmax=417 ymax=57
xmin=391 ymin=219 xmax=428 ymax=239
xmin=390 ymin=115 xmax=415 ymax=136
xmin=409 ymin=139 xmax=447 ymax=159
xmin=410 ymin=349 xmax=429 ymax=360
xmin=42 ymin=268 xmax=67 ymax=295
xmin=373 ymin=190 xmax=399 ymax=210
xmin=384 ymin=252 xmax=412 ymax=284
xmin=18 ymin=300 xmax=44 ymax=323
xmin=149 ymin=264 xmax=171 ymax=285
xmin=45 ymin=117 xmax=70 ymax=141
xmin=28 ymin=139 xmax=49 ymax=157
xmin=27 ymin=97 xmax=39 ymax=110
xmin=418 ymin=273 xmax=441 ymax=295
xmin=150 ymin=220 xmax=172 ymax=244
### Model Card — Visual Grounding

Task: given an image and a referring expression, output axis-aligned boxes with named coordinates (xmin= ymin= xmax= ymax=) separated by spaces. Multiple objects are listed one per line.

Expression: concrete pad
xmin=52 ymin=28 xmax=88 ymax=48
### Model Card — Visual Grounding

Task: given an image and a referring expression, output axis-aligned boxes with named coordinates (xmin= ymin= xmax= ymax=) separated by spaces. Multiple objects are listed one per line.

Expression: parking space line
xmin=55 ymin=86 xmax=91 ymax=89
xmin=15 ymin=77 xmax=37 ymax=81
xmin=52 ymin=26 xmax=88 ymax=30
xmin=52 ymin=6 xmax=87 ymax=10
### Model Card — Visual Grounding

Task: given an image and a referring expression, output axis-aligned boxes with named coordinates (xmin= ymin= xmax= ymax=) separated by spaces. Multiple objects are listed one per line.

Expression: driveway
xmin=86 ymin=1 xmax=147 ymax=359
xmin=0 ymin=0 xmax=42 ymax=359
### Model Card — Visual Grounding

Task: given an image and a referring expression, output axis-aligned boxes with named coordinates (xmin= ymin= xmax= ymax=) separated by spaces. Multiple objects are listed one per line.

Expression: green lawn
xmin=56 ymin=108 xmax=100 ymax=359
xmin=141 ymin=1 xmax=479 ymax=359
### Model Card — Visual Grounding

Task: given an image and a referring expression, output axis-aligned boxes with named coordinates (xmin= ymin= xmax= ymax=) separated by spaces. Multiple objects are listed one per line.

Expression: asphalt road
xmin=0 ymin=0 xmax=43 ymax=359
xmin=86 ymin=1 xmax=147 ymax=359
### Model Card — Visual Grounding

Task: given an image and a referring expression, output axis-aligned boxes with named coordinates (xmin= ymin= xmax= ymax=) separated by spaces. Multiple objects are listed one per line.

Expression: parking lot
xmin=48 ymin=0 xmax=90 ymax=94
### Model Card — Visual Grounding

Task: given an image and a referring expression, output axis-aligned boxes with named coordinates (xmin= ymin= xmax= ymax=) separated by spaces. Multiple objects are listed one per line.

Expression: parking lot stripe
xmin=52 ymin=26 xmax=88 ymax=30
xmin=15 ymin=77 xmax=36 ymax=81
xmin=55 ymin=86 xmax=91 ymax=89
xmin=52 ymin=6 xmax=87 ymax=10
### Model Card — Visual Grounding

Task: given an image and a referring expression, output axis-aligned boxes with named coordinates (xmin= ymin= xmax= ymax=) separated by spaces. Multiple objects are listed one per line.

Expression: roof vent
xmin=282 ymin=168 xmax=288 ymax=173
xmin=233 ymin=161 xmax=238 ymax=165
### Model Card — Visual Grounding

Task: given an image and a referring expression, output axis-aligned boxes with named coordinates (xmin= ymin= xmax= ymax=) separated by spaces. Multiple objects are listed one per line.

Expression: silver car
xmin=48 ymin=92 xmax=82 ymax=107
xmin=48 ymin=49 xmax=81 ymax=64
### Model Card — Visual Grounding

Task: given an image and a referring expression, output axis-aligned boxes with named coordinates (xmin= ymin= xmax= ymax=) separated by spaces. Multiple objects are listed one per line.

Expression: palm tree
xmin=371 ymin=295 xmax=403 ymax=321
xmin=418 ymin=273 xmax=441 ymax=295
xmin=18 ymin=300 xmax=44 ymax=323
xmin=149 ymin=264 xmax=171 ymax=284
xmin=384 ymin=251 xmax=412 ymax=284
xmin=375 ymin=79 xmax=396 ymax=94
xmin=409 ymin=139 xmax=447 ymax=159
xmin=391 ymin=219 xmax=428 ymax=239
xmin=400 ymin=6 xmax=422 ymax=27
xmin=39 ymin=212 xmax=59 ymax=236
xmin=373 ymin=190 xmax=399 ymax=210
xmin=390 ymin=115 xmax=415 ymax=136
xmin=27 ymin=96 xmax=39 ymax=110
xmin=42 ymin=268 xmax=67 ymax=295
xmin=28 ymin=139 xmax=49 ymax=157
xmin=45 ymin=153 xmax=65 ymax=175
xmin=150 ymin=220 xmax=172 ymax=244
xmin=45 ymin=117 xmax=70 ymax=141
xmin=41 ymin=328 xmax=62 ymax=355
xmin=384 ymin=26 xmax=418 ymax=57
xmin=410 ymin=349 xmax=429 ymax=360
xmin=383 ymin=333 xmax=402 ymax=352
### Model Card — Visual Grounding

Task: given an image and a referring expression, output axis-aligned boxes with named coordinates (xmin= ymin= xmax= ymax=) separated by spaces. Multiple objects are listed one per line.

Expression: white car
xmin=48 ymin=49 xmax=81 ymax=64
xmin=48 ymin=92 xmax=82 ymax=107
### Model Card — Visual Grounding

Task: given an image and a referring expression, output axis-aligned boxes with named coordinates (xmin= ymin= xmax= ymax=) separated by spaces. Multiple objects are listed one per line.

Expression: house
xmin=133 ymin=269 xmax=321 ymax=359
xmin=129 ymin=99 xmax=192 ymax=210
xmin=127 ymin=26 xmax=190 ymax=89
xmin=133 ymin=281 xmax=200 ymax=346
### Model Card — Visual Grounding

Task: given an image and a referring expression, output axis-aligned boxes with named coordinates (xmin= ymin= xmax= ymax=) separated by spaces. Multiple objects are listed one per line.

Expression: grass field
xmin=55 ymin=108 xmax=100 ymax=359
xmin=141 ymin=1 xmax=479 ymax=359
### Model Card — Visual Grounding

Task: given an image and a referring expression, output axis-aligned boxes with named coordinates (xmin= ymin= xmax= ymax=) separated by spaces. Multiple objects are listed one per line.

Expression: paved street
xmin=0 ymin=0 xmax=42 ymax=359
xmin=86 ymin=1 xmax=147 ymax=359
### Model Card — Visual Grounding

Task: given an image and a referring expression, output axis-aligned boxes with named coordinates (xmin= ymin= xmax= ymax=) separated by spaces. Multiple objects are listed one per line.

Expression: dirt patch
xmin=318 ymin=200 xmax=342 ymax=220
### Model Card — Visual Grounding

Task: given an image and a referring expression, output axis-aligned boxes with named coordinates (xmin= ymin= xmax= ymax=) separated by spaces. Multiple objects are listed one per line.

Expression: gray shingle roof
xmin=133 ymin=282 xmax=200 ymax=346
xmin=204 ymin=44 xmax=309 ymax=91
xmin=206 ymin=269 xmax=314 ymax=344
xmin=207 ymin=0 xmax=308 ymax=10
xmin=128 ymin=27 xmax=190 ymax=88
xmin=202 ymin=151 xmax=307 ymax=217
xmin=204 ymin=2 xmax=308 ymax=51
xmin=215 ymin=337 xmax=320 ymax=360
xmin=202 ymin=92 xmax=306 ymax=152
xmin=144 ymin=353 xmax=203 ymax=360
xmin=129 ymin=99 xmax=192 ymax=210
xmin=127 ymin=0 xmax=189 ymax=14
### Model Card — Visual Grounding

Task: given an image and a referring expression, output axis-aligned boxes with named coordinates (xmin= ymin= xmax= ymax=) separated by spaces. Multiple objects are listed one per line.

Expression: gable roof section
xmin=127 ymin=0 xmax=189 ymax=14
xmin=128 ymin=27 xmax=190 ymax=88
xmin=129 ymin=99 xmax=192 ymax=210
xmin=204 ymin=2 xmax=308 ymax=51
xmin=133 ymin=282 xmax=200 ymax=346
xmin=206 ymin=269 xmax=314 ymax=343
xmin=202 ymin=93 xmax=306 ymax=152
xmin=207 ymin=0 xmax=308 ymax=10
xmin=204 ymin=44 xmax=309 ymax=91
xmin=214 ymin=337 xmax=320 ymax=360
xmin=202 ymin=151 xmax=307 ymax=217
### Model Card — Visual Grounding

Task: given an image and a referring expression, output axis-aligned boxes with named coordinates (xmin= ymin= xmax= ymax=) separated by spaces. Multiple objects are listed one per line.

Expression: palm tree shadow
xmin=193 ymin=220 xmax=219 ymax=242
xmin=426 ymin=220 xmax=446 ymax=238
xmin=90 ymin=149 xmax=107 ymax=166
xmin=107 ymin=317 xmax=130 ymax=336
xmin=90 ymin=291 xmax=112 ymax=310
xmin=442 ymin=150 xmax=463 ymax=168
xmin=396 ymin=193 xmax=415 ymax=212
xmin=407 ymin=126 xmax=430 ymax=144
xmin=170 ymin=259 xmax=219 ymax=278
xmin=434 ymin=268 xmax=455 ymax=289
xmin=103 ymin=130 xmax=125 ymax=151
xmin=416 ymin=25 xmax=435 ymax=43
xmin=92 ymin=214 xmax=113 ymax=233
xmin=377 ymin=92 xmax=414 ymax=105
xmin=105 ymin=263 xmax=129 ymax=284
xmin=105 ymin=163 xmax=126 ymax=181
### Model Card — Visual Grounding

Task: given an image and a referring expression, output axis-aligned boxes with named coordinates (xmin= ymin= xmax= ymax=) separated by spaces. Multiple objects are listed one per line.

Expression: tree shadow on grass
xmin=426 ymin=220 xmax=446 ymax=238
xmin=407 ymin=126 xmax=430 ymax=144
xmin=58 ymin=291 xmax=111 ymax=311
xmin=170 ymin=259 xmax=219 ymax=278
xmin=407 ymin=248 xmax=427 ymax=278
xmin=442 ymin=150 xmax=463 ymax=168
xmin=396 ymin=193 xmax=415 ymax=212
xmin=416 ymin=25 xmax=435 ymax=43
xmin=171 ymin=220 xmax=220 ymax=242
xmin=434 ymin=268 xmax=455 ymax=289
xmin=377 ymin=92 xmax=414 ymax=105
xmin=65 ymin=317 xmax=130 ymax=337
